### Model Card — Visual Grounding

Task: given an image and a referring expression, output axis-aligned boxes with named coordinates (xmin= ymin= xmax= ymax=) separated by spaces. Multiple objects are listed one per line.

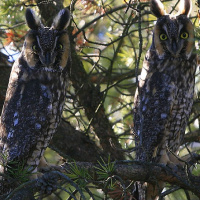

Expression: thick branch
xmin=1 ymin=171 xmax=85 ymax=200
xmin=61 ymin=161 xmax=200 ymax=197
xmin=0 ymin=63 xmax=12 ymax=111
xmin=51 ymin=120 xmax=107 ymax=162
xmin=184 ymin=131 xmax=200 ymax=144
xmin=5 ymin=161 xmax=199 ymax=199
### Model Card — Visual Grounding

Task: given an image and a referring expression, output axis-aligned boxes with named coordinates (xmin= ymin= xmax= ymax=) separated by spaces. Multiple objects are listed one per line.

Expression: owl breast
xmin=134 ymin=52 xmax=196 ymax=162
xmin=0 ymin=55 xmax=67 ymax=170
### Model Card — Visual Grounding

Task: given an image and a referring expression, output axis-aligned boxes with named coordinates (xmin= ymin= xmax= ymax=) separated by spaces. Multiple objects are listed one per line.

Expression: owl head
xmin=23 ymin=8 xmax=70 ymax=71
xmin=150 ymin=0 xmax=194 ymax=60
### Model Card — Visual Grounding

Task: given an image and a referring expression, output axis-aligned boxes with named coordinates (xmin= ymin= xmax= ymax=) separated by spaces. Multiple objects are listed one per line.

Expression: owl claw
xmin=166 ymin=161 xmax=175 ymax=168
xmin=166 ymin=161 xmax=185 ymax=172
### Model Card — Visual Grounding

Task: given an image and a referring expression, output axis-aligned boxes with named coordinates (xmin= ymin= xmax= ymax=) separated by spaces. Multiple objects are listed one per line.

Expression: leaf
xmin=95 ymin=155 xmax=115 ymax=180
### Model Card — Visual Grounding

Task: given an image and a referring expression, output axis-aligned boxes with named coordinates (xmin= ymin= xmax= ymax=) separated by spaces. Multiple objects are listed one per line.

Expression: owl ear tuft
xmin=178 ymin=0 xmax=192 ymax=16
xmin=150 ymin=0 xmax=166 ymax=18
xmin=25 ymin=8 xmax=41 ymax=30
xmin=52 ymin=9 xmax=70 ymax=30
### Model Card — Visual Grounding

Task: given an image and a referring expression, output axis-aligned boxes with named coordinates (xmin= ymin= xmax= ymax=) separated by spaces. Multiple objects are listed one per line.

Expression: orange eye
xmin=160 ymin=33 xmax=168 ymax=41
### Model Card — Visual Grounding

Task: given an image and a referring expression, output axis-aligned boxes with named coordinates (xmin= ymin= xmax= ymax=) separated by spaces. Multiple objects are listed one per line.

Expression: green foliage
xmin=65 ymin=162 xmax=92 ymax=188
xmin=0 ymin=152 xmax=32 ymax=184
xmin=0 ymin=0 xmax=25 ymax=25
xmin=0 ymin=152 xmax=8 ymax=167
xmin=167 ymin=189 xmax=199 ymax=200
xmin=95 ymin=155 xmax=115 ymax=180
xmin=64 ymin=156 xmax=116 ymax=187
xmin=6 ymin=160 xmax=31 ymax=184
xmin=0 ymin=0 xmax=200 ymax=199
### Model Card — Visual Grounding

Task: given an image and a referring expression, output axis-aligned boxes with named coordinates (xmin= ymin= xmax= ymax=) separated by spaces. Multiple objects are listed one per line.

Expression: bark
xmin=61 ymin=161 xmax=200 ymax=198
xmin=0 ymin=53 xmax=12 ymax=111
xmin=2 ymin=161 xmax=200 ymax=199
xmin=51 ymin=120 xmax=107 ymax=162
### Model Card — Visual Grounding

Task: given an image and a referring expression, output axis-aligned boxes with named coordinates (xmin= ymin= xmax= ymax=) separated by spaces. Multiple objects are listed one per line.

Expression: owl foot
xmin=166 ymin=161 xmax=184 ymax=172
xmin=165 ymin=157 xmax=187 ymax=174
xmin=168 ymin=154 xmax=186 ymax=169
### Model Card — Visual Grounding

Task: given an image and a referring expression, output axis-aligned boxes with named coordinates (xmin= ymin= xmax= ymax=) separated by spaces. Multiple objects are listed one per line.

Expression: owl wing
xmin=0 ymin=62 xmax=52 ymax=163
xmin=134 ymin=62 xmax=176 ymax=162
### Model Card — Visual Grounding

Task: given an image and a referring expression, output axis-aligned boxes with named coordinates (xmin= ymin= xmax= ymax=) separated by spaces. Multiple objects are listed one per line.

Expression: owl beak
xmin=170 ymin=40 xmax=178 ymax=56
xmin=41 ymin=52 xmax=54 ymax=67
xmin=44 ymin=52 xmax=52 ymax=67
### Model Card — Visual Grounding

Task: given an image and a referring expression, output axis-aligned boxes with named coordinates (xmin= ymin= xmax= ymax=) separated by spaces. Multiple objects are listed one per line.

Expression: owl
xmin=133 ymin=0 xmax=196 ymax=199
xmin=0 ymin=7 xmax=70 ymax=181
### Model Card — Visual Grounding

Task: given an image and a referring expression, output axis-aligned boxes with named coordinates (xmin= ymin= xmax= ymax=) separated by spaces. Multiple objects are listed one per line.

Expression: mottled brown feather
xmin=133 ymin=0 xmax=196 ymax=199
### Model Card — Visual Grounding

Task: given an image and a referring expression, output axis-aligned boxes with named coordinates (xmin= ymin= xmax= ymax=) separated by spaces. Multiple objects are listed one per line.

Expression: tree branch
xmin=184 ymin=131 xmax=200 ymax=144
xmin=51 ymin=120 xmax=107 ymax=162
xmin=5 ymin=161 xmax=199 ymax=199
xmin=60 ymin=161 xmax=200 ymax=198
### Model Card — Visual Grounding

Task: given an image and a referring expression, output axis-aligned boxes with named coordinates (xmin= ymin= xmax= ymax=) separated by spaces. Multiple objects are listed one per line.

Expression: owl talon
xmin=166 ymin=161 xmax=185 ymax=172
xmin=166 ymin=161 xmax=175 ymax=169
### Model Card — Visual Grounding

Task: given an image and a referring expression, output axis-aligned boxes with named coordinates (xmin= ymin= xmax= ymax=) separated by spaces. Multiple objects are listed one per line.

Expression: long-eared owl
xmin=0 ymin=8 xmax=70 ymax=174
xmin=133 ymin=0 xmax=196 ymax=199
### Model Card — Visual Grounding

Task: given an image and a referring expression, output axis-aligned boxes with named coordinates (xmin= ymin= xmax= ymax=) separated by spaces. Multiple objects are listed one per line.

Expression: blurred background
xmin=0 ymin=0 xmax=200 ymax=199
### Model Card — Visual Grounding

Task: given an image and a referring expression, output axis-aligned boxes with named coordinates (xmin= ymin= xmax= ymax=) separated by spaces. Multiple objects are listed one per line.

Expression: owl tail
xmin=133 ymin=181 xmax=164 ymax=200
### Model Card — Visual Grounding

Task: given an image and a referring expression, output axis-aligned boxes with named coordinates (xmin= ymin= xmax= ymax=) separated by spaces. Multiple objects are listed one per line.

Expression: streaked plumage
xmin=0 ymin=8 xmax=70 ymax=175
xmin=133 ymin=0 xmax=196 ymax=199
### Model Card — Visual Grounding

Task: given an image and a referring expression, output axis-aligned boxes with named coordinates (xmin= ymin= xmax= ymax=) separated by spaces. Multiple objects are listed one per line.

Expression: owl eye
xmin=57 ymin=43 xmax=63 ymax=50
xmin=32 ymin=44 xmax=39 ymax=52
xmin=160 ymin=33 xmax=168 ymax=41
xmin=180 ymin=32 xmax=189 ymax=39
